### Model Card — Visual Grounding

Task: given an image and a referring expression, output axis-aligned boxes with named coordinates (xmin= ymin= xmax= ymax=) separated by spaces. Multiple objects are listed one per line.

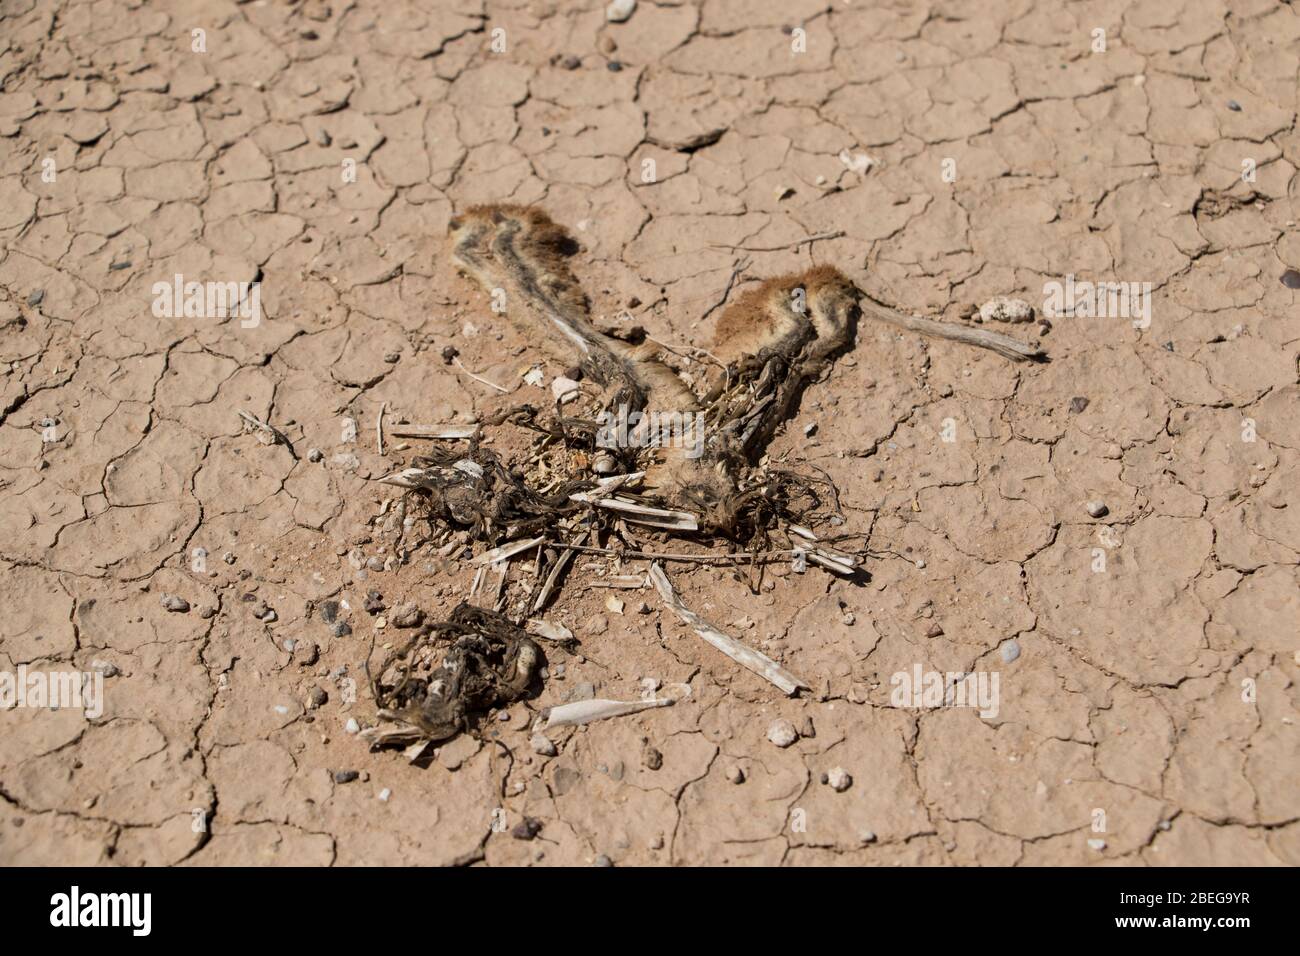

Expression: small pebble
xmin=594 ymin=854 xmax=613 ymax=867
xmin=530 ymin=733 xmax=557 ymax=757
xmin=389 ymin=602 xmax=422 ymax=628
xmin=551 ymin=376 xmax=581 ymax=402
xmin=512 ymin=817 xmax=543 ymax=840
xmin=1085 ymin=500 xmax=1109 ymax=518
xmin=308 ymin=686 xmax=328 ymax=708
xmin=925 ymin=622 xmax=944 ymax=638
xmin=331 ymin=621 xmax=352 ymax=637
xmin=333 ymin=770 xmax=359 ymax=784
xmin=1281 ymin=269 xmax=1300 ymax=290
xmin=606 ymin=0 xmax=636 ymax=22
xmin=378 ymin=788 xmax=391 ymax=802
xmin=977 ymin=296 xmax=1034 ymax=324
xmin=1068 ymin=396 xmax=1090 ymax=414
xmin=308 ymin=448 xmax=323 ymax=462
xmin=26 ymin=289 xmax=45 ymax=307
xmin=1087 ymin=838 xmax=1107 ymax=851
xmin=1226 ymin=99 xmax=1242 ymax=111
xmin=859 ymin=830 xmax=877 ymax=845
xmin=160 ymin=594 xmax=190 ymax=613
xmin=767 ymin=718 xmax=798 ymax=748
xmin=826 ymin=767 xmax=852 ymax=792
xmin=726 ymin=766 xmax=746 ymax=784
xmin=642 ymin=746 xmax=663 ymax=771
xmin=344 ymin=718 xmax=360 ymax=734
xmin=1000 ymin=639 xmax=1021 ymax=664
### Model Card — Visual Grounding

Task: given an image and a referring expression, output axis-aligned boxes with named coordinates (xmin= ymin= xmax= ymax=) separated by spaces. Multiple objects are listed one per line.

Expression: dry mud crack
xmin=0 ymin=0 xmax=1297 ymax=867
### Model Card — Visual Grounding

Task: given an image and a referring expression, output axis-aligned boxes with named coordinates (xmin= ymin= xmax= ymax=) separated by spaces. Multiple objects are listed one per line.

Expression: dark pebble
xmin=512 ymin=817 xmax=543 ymax=840
xmin=1069 ymin=396 xmax=1090 ymax=414
xmin=331 ymin=621 xmax=352 ymax=638
xmin=1227 ymin=100 xmax=1242 ymax=111
xmin=1281 ymin=269 xmax=1300 ymax=290
xmin=26 ymin=289 xmax=44 ymax=307
xmin=320 ymin=600 xmax=339 ymax=624
xmin=607 ymin=61 xmax=623 ymax=72
xmin=333 ymin=770 xmax=359 ymax=784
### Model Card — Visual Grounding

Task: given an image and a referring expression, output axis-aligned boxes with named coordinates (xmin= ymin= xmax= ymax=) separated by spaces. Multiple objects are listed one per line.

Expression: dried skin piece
xmin=398 ymin=434 xmax=594 ymax=542
xmin=449 ymin=204 xmax=697 ymax=415
xmin=446 ymin=207 xmax=1041 ymax=534
xmin=682 ymin=268 xmax=858 ymax=484
xmin=365 ymin=604 xmax=543 ymax=746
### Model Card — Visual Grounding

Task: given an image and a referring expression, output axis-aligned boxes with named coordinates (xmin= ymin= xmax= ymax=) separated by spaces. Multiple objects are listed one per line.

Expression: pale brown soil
xmin=1 ymin=0 xmax=1297 ymax=867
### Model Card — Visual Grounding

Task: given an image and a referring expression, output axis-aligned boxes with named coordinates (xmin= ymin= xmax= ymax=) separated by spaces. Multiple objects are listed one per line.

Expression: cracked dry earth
xmin=1 ymin=0 xmax=1298 ymax=869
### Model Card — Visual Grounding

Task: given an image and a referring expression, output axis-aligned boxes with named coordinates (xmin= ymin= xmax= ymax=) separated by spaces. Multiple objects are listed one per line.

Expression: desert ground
xmin=0 ymin=0 xmax=1297 ymax=867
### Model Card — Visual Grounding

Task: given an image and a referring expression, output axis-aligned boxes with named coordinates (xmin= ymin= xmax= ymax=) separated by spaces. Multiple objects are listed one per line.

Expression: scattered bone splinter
xmin=543 ymin=683 xmax=691 ymax=730
xmin=648 ymin=562 xmax=808 ymax=696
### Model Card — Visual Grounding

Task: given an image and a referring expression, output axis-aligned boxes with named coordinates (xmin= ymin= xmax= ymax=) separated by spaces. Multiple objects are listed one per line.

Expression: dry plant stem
xmin=588 ymin=575 xmax=646 ymax=589
xmin=561 ymin=541 xmax=811 ymax=566
xmin=574 ymin=496 xmax=699 ymax=531
xmin=472 ymin=536 xmax=547 ymax=566
xmin=711 ymin=230 xmax=845 ymax=252
xmin=376 ymin=401 xmax=386 ymax=456
xmin=388 ymin=425 xmax=479 ymax=439
xmin=490 ymin=561 xmax=508 ymax=609
xmin=532 ymin=530 xmax=588 ymax=613
xmin=648 ymin=562 xmax=808 ymax=696
xmin=237 ymin=409 xmax=291 ymax=447
xmin=452 ymin=356 xmax=510 ymax=392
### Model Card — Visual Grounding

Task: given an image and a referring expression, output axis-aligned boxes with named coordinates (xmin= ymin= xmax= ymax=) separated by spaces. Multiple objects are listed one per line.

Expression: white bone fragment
xmin=471 ymin=536 xmax=547 ymax=566
xmin=649 ymin=562 xmax=808 ymax=696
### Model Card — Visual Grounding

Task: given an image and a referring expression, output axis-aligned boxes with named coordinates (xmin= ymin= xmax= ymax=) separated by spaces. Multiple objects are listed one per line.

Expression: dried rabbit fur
xmin=364 ymin=206 xmax=1044 ymax=748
